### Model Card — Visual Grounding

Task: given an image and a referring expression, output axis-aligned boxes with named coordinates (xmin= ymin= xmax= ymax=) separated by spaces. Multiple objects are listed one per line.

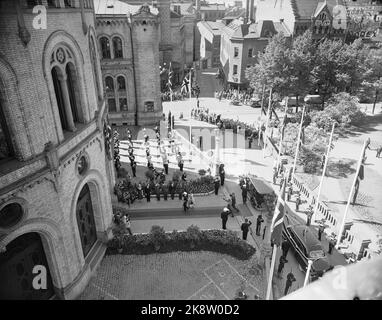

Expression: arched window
xmin=0 ymin=96 xmax=13 ymax=160
xmin=90 ymin=36 xmax=101 ymax=100
xmin=117 ymin=76 xmax=126 ymax=91
xmin=100 ymin=37 xmax=111 ymax=59
xmin=50 ymin=46 xmax=84 ymax=133
xmin=113 ymin=37 xmax=123 ymax=59
xmin=51 ymin=66 xmax=69 ymax=131
xmin=105 ymin=76 xmax=116 ymax=113
xmin=105 ymin=76 xmax=114 ymax=93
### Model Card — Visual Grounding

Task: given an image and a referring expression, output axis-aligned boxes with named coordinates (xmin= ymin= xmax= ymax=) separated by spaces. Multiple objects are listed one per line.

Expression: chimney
xmin=245 ymin=0 xmax=250 ymax=24
xmin=249 ymin=0 xmax=254 ymax=22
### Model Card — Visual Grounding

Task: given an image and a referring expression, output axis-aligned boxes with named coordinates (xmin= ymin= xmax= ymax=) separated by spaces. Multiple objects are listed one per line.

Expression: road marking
xmin=187 ymin=281 xmax=214 ymax=300
xmin=223 ymin=259 xmax=260 ymax=293
xmin=203 ymin=259 xmax=223 ymax=273
xmin=203 ymin=272 xmax=230 ymax=300
xmin=92 ymin=283 xmax=119 ymax=300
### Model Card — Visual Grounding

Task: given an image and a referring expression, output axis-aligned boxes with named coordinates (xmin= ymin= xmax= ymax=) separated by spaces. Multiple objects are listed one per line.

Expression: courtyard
xmin=79 ymin=251 xmax=265 ymax=300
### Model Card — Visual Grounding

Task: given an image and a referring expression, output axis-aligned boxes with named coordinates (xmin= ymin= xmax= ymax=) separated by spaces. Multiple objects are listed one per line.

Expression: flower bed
xmin=108 ymin=225 xmax=256 ymax=260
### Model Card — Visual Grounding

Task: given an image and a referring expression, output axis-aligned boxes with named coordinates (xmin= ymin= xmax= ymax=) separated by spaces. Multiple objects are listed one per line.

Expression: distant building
xmin=197 ymin=2 xmax=226 ymax=21
xmin=95 ymin=0 xmax=162 ymax=126
xmin=220 ymin=19 xmax=291 ymax=88
xmin=197 ymin=21 xmax=225 ymax=68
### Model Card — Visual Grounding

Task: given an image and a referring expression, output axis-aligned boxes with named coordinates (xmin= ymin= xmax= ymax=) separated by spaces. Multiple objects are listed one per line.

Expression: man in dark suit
xmin=241 ymin=219 xmax=252 ymax=240
xmin=221 ymin=207 xmax=230 ymax=230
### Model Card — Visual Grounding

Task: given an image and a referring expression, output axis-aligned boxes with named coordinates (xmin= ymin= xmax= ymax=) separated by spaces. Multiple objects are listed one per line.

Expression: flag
xmin=167 ymin=62 xmax=173 ymax=90
xmin=270 ymin=179 xmax=286 ymax=247
xmin=181 ymin=74 xmax=189 ymax=94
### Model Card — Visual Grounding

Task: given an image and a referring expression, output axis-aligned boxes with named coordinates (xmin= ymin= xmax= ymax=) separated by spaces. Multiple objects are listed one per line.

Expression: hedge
xmin=108 ymin=225 xmax=256 ymax=260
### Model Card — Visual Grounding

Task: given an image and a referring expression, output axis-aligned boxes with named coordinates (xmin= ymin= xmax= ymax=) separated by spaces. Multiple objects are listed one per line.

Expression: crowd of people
xmin=191 ymin=105 xmax=263 ymax=142
xmin=215 ymin=88 xmax=258 ymax=106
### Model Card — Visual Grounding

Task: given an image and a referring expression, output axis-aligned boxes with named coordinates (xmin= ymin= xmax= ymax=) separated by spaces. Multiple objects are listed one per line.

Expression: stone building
xmin=94 ymin=0 xmax=163 ymax=126
xmin=0 ymin=0 xmax=114 ymax=299
xmin=220 ymin=18 xmax=291 ymax=89
xmin=197 ymin=20 xmax=225 ymax=68
xmin=256 ymin=0 xmax=348 ymax=40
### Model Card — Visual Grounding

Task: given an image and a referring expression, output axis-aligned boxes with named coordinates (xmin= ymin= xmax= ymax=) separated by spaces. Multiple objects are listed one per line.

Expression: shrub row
xmin=108 ymin=225 xmax=256 ymax=260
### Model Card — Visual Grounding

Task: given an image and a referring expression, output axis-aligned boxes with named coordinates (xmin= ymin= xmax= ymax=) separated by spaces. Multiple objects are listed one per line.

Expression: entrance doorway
xmin=76 ymin=184 xmax=97 ymax=258
xmin=0 ymin=232 xmax=54 ymax=300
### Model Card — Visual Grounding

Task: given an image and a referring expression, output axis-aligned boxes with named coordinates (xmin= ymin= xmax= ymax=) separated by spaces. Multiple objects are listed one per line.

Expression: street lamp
xmin=214 ymin=128 xmax=221 ymax=175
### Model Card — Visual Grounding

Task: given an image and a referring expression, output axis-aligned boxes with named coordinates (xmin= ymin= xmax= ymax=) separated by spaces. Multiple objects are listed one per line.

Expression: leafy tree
xmin=361 ymin=47 xmax=382 ymax=114
xmin=311 ymin=39 xmax=345 ymax=109
xmin=285 ymin=31 xmax=315 ymax=112
xmin=311 ymin=93 xmax=365 ymax=131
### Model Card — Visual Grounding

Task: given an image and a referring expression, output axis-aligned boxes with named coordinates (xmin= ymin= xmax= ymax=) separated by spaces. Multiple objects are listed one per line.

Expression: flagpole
xmin=336 ymin=140 xmax=367 ymax=249
xmin=312 ymin=122 xmax=335 ymax=222
xmin=303 ymin=259 xmax=313 ymax=287
xmin=258 ymin=84 xmax=266 ymax=147
xmin=276 ymin=97 xmax=288 ymax=174
xmin=291 ymin=105 xmax=306 ymax=182
xmin=189 ymin=70 xmax=192 ymax=100
xmin=266 ymin=244 xmax=277 ymax=300
xmin=262 ymin=87 xmax=273 ymax=158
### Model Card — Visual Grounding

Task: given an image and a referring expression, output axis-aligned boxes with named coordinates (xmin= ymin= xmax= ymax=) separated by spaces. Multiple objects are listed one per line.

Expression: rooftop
xmin=94 ymin=0 xmax=158 ymax=15
xmin=290 ymin=0 xmax=344 ymax=20
xmin=198 ymin=20 xmax=225 ymax=35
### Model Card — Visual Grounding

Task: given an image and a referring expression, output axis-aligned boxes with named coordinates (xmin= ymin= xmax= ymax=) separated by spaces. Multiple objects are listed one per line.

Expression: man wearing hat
xmin=221 ymin=207 xmax=230 ymax=230
xmin=241 ymin=184 xmax=248 ymax=204
xmin=241 ymin=218 xmax=252 ymax=240
xmin=214 ymin=175 xmax=220 ymax=195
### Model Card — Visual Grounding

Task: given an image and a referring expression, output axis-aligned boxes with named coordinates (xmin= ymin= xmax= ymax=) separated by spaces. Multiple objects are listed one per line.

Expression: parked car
xmin=282 ymin=222 xmax=331 ymax=280
xmin=250 ymin=100 xmax=261 ymax=108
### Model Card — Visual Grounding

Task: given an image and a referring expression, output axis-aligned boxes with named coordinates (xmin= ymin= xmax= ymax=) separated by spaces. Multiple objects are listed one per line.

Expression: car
xmin=282 ymin=222 xmax=331 ymax=280
xmin=250 ymin=100 xmax=261 ymax=108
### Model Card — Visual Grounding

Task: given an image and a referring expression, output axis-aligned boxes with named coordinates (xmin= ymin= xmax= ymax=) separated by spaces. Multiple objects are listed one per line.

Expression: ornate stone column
xmin=58 ymin=74 xmax=76 ymax=132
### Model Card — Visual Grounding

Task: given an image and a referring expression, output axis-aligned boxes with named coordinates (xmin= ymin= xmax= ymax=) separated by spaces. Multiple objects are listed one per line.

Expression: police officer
xmin=169 ymin=181 xmax=175 ymax=200
xmin=277 ymin=255 xmax=288 ymax=277
xmin=221 ymin=207 xmax=230 ymax=230
xmin=284 ymin=271 xmax=296 ymax=296
xmin=241 ymin=184 xmax=248 ymax=204
xmin=241 ymin=219 xmax=252 ymax=240
xmin=287 ymin=183 xmax=293 ymax=201
xmin=295 ymin=192 xmax=301 ymax=212
xmin=144 ymin=183 xmax=151 ymax=202
xmin=281 ymin=239 xmax=291 ymax=258
xmin=219 ymin=164 xmax=225 ymax=186
xmin=131 ymin=161 xmax=137 ymax=178
xmin=256 ymin=214 xmax=264 ymax=236
xmin=214 ymin=175 xmax=220 ymax=195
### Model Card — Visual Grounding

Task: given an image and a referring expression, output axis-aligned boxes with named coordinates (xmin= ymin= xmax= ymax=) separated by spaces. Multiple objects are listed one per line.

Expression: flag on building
xmin=270 ymin=179 xmax=286 ymax=247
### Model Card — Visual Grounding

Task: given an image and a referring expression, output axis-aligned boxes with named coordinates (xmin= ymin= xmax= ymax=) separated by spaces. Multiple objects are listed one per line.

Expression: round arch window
xmin=0 ymin=203 xmax=24 ymax=229
xmin=77 ymin=156 xmax=88 ymax=175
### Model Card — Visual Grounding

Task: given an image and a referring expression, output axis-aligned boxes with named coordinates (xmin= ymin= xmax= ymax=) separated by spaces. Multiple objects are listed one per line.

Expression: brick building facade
xmin=0 ymin=0 xmax=114 ymax=299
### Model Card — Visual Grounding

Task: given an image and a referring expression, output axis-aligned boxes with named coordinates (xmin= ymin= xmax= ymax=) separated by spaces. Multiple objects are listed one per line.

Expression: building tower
xmin=158 ymin=0 xmax=172 ymax=65
xmin=131 ymin=4 xmax=163 ymax=125
xmin=0 ymin=0 xmax=114 ymax=299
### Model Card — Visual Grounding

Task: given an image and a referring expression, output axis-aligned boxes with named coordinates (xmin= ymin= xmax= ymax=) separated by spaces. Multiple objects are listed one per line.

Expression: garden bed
xmin=108 ymin=225 xmax=256 ymax=261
